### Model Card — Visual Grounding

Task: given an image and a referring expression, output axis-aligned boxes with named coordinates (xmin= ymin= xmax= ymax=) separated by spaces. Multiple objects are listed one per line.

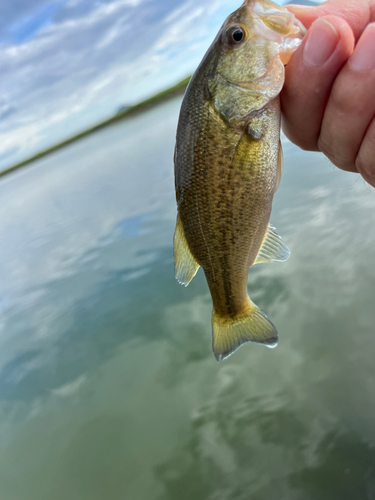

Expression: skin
xmin=174 ymin=1 xmax=304 ymax=359
xmin=281 ymin=0 xmax=375 ymax=186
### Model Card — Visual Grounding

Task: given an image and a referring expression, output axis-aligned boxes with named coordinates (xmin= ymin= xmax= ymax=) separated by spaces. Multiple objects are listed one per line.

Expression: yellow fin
xmin=212 ymin=300 xmax=278 ymax=361
xmin=254 ymin=225 xmax=290 ymax=265
xmin=174 ymin=214 xmax=200 ymax=286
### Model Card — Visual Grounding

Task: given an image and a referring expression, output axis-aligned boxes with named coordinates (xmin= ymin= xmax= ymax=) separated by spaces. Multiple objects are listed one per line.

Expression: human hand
xmin=280 ymin=0 xmax=375 ymax=187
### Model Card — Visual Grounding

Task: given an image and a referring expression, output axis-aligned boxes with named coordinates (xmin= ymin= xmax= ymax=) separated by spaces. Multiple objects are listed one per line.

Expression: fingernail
xmin=349 ymin=24 xmax=375 ymax=71
xmin=303 ymin=19 xmax=339 ymax=67
xmin=287 ymin=5 xmax=314 ymax=9
xmin=286 ymin=4 xmax=314 ymax=15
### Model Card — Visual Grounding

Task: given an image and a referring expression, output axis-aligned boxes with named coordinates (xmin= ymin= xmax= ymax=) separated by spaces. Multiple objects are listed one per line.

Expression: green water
xmin=0 ymin=96 xmax=374 ymax=499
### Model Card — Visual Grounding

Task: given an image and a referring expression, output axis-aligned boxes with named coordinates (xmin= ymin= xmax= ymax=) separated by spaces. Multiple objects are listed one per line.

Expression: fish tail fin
xmin=212 ymin=299 xmax=278 ymax=361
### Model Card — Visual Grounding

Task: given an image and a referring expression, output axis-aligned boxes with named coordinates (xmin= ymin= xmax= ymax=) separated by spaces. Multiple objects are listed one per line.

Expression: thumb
xmin=286 ymin=0 xmax=373 ymax=40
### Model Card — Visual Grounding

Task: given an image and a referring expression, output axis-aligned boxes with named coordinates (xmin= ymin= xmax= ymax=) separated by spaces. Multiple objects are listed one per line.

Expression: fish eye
xmin=226 ymin=25 xmax=246 ymax=46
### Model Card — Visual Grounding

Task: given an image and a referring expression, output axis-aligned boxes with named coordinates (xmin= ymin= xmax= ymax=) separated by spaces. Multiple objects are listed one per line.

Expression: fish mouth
xmin=245 ymin=0 xmax=306 ymax=40
xmin=243 ymin=0 xmax=306 ymax=65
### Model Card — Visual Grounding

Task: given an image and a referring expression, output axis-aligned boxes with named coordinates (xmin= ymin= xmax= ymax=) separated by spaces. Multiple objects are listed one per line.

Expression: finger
xmin=356 ymin=118 xmax=375 ymax=186
xmin=318 ymin=23 xmax=375 ymax=173
xmin=281 ymin=15 xmax=354 ymax=151
xmin=286 ymin=0 xmax=374 ymax=41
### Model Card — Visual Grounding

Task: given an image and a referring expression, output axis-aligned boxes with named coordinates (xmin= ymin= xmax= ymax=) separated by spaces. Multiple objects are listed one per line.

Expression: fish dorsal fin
xmin=275 ymin=140 xmax=283 ymax=192
xmin=174 ymin=214 xmax=200 ymax=286
xmin=254 ymin=225 xmax=290 ymax=265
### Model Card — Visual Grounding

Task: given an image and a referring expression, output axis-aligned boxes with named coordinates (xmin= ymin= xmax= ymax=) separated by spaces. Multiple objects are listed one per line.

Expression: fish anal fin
xmin=254 ymin=225 xmax=290 ymax=265
xmin=212 ymin=300 xmax=278 ymax=361
xmin=174 ymin=215 xmax=200 ymax=286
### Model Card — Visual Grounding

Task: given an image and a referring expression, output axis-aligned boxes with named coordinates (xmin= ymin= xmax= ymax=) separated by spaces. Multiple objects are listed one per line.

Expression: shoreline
xmin=0 ymin=76 xmax=190 ymax=179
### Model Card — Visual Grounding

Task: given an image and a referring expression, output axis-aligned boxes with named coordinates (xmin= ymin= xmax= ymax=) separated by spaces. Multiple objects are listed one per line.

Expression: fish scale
xmin=174 ymin=0 xmax=305 ymax=361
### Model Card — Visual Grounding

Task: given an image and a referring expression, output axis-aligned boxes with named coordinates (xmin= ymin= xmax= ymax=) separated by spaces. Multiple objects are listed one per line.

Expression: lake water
xmin=0 ymin=96 xmax=375 ymax=499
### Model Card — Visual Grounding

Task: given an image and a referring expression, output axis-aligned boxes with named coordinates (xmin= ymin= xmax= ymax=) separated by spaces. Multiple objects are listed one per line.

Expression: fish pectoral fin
xmin=174 ymin=214 xmax=200 ymax=286
xmin=212 ymin=300 xmax=278 ymax=362
xmin=254 ymin=225 xmax=290 ymax=265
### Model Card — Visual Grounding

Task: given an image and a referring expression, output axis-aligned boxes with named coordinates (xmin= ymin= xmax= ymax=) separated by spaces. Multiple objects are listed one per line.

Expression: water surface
xmin=0 ymin=97 xmax=374 ymax=500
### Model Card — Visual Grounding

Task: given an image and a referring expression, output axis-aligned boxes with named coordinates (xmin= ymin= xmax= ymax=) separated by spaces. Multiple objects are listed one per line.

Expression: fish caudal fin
xmin=212 ymin=300 xmax=278 ymax=361
xmin=174 ymin=214 xmax=200 ymax=286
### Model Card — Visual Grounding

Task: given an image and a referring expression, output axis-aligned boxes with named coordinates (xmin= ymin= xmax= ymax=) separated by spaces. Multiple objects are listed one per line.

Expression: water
xmin=0 ymin=96 xmax=374 ymax=499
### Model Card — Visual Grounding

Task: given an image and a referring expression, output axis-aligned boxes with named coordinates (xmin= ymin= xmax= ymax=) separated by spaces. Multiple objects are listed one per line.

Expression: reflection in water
xmin=155 ymin=391 xmax=375 ymax=500
xmin=0 ymin=97 xmax=374 ymax=499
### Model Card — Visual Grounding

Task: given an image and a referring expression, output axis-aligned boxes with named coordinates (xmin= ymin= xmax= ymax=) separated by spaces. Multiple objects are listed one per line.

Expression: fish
xmin=173 ymin=0 xmax=305 ymax=361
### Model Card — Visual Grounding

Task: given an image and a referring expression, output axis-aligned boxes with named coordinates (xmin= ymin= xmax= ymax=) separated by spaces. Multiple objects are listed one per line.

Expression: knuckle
xmin=285 ymin=132 xmax=317 ymax=152
xmin=355 ymin=156 xmax=367 ymax=174
xmin=295 ymin=138 xmax=319 ymax=152
xmin=356 ymin=154 xmax=375 ymax=177
xmin=281 ymin=120 xmax=319 ymax=152
xmin=355 ymin=125 xmax=375 ymax=178
xmin=317 ymin=135 xmax=334 ymax=159
xmin=317 ymin=136 xmax=356 ymax=172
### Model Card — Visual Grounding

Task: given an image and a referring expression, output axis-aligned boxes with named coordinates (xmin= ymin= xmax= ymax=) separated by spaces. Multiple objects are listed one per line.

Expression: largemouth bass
xmin=174 ymin=0 xmax=305 ymax=361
